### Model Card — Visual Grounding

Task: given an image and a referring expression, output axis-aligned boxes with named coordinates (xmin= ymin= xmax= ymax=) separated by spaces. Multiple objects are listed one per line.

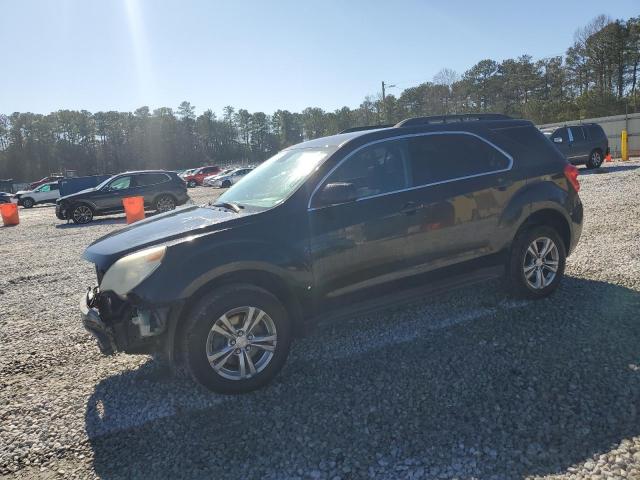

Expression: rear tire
xmin=221 ymin=180 xmax=231 ymax=188
xmin=71 ymin=204 xmax=94 ymax=224
xmin=181 ymin=284 xmax=292 ymax=394
xmin=21 ymin=198 xmax=34 ymax=208
xmin=188 ymin=180 xmax=197 ymax=188
xmin=586 ymin=149 xmax=603 ymax=169
xmin=507 ymin=225 xmax=566 ymax=299
xmin=155 ymin=194 xmax=176 ymax=212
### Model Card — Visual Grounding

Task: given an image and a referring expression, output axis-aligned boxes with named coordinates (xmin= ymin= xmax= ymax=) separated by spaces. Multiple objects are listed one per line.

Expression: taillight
xmin=564 ymin=164 xmax=580 ymax=192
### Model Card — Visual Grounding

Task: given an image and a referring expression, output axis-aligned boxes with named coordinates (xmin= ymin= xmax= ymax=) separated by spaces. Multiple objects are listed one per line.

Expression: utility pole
xmin=381 ymin=81 xmax=396 ymax=123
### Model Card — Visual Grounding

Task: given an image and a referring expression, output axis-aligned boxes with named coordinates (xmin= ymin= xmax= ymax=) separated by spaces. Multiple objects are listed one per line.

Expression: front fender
xmin=132 ymin=224 xmax=311 ymax=305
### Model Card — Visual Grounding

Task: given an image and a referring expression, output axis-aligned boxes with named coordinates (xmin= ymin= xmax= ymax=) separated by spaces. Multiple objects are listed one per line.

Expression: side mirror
xmin=318 ymin=182 xmax=357 ymax=206
xmin=553 ymin=137 xmax=563 ymax=144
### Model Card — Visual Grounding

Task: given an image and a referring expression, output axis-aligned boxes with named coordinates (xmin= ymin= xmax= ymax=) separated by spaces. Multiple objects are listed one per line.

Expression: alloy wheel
xmin=156 ymin=196 xmax=175 ymax=212
xmin=591 ymin=151 xmax=602 ymax=167
xmin=205 ymin=306 xmax=277 ymax=380
xmin=73 ymin=205 xmax=93 ymax=224
xmin=523 ymin=237 xmax=559 ymax=289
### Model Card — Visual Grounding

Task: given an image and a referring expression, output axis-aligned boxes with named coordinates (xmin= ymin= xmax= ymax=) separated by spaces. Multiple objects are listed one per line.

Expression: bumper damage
xmin=80 ymin=287 xmax=178 ymax=356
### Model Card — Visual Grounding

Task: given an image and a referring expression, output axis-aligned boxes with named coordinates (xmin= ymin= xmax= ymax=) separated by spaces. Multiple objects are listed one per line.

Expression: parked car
xmin=14 ymin=181 xmax=61 ymax=208
xmin=56 ymin=170 xmax=189 ymax=224
xmin=0 ymin=192 xmax=13 ymax=203
xmin=202 ymin=168 xmax=235 ymax=187
xmin=183 ymin=166 xmax=222 ymax=187
xmin=29 ymin=175 xmax=64 ymax=190
xmin=540 ymin=123 xmax=609 ymax=169
xmin=207 ymin=167 xmax=253 ymax=188
xmin=79 ymin=114 xmax=583 ymax=393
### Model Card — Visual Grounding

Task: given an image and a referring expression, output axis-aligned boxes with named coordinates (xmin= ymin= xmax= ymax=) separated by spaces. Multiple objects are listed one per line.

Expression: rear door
xmin=135 ymin=173 xmax=171 ymax=206
xmin=403 ymin=132 xmax=513 ymax=272
xmin=308 ymin=138 xmax=414 ymax=300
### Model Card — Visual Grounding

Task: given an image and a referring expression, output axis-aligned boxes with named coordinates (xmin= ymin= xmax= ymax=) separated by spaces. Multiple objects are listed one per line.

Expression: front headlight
xmin=100 ymin=245 xmax=166 ymax=296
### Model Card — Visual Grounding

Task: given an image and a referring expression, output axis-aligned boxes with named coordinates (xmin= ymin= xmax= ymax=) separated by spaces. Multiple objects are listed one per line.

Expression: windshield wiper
xmin=211 ymin=201 xmax=242 ymax=213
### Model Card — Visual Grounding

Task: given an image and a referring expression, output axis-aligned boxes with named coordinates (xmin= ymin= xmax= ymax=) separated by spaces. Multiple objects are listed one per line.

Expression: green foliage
xmin=1 ymin=15 xmax=639 ymax=181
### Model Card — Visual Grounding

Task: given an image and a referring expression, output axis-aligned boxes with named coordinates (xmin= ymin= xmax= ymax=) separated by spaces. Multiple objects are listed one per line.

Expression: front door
xmin=96 ymin=175 xmax=136 ymax=211
xmin=308 ymin=138 xmax=414 ymax=302
xmin=568 ymin=126 xmax=589 ymax=163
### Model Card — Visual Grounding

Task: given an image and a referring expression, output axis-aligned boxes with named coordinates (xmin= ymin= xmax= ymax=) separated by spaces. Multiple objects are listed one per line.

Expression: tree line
xmin=1 ymin=14 xmax=638 ymax=182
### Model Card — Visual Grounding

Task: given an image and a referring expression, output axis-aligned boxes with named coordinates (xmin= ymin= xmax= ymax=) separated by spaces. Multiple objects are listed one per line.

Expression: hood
xmin=83 ymin=204 xmax=248 ymax=270
xmin=59 ymin=186 xmax=97 ymax=201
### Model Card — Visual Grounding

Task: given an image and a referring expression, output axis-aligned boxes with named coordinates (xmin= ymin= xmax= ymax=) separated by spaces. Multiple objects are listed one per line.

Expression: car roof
xmin=287 ymin=114 xmax=530 ymax=151
xmin=117 ymin=170 xmax=173 ymax=175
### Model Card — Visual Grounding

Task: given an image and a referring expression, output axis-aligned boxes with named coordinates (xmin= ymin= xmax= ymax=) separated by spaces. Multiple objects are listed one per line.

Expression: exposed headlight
xmin=100 ymin=245 xmax=166 ymax=296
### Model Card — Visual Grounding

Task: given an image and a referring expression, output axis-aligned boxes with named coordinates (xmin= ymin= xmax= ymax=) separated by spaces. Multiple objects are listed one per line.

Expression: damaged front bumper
xmin=80 ymin=287 xmax=180 ymax=356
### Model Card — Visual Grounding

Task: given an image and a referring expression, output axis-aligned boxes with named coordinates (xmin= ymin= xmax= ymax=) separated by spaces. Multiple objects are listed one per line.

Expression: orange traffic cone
xmin=605 ymin=153 xmax=612 ymax=163
xmin=122 ymin=196 xmax=145 ymax=224
xmin=1 ymin=203 xmax=19 ymax=226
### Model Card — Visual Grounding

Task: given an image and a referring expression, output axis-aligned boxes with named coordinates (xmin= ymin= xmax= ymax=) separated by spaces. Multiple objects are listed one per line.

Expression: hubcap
xmin=157 ymin=196 xmax=175 ymax=212
xmin=205 ymin=306 xmax=277 ymax=381
xmin=74 ymin=206 xmax=92 ymax=223
xmin=523 ymin=237 xmax=559 ymax=290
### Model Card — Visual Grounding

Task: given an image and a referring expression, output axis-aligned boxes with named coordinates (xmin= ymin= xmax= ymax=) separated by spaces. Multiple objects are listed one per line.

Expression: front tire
xmin=221 ymin=180 xmax=231 ymax=188
xmin=507 ymin=226 xmax=566 ymax=299
xmin=586 ymin=149 xmax=603 ymax=169
xmin=181 ymin=284 xmax=292 ymax=394
xmin=188 ymin=180 xmax=197 ymax=188
xmin=21 ymin=198 xmax=34 ymax=208
xmin=71 ymin=204 xmax=94 ymax=224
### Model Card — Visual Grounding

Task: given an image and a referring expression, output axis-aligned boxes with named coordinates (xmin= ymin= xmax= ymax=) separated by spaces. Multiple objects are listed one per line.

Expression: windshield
xmin=216 ymin=148 xmax=333 ymax=208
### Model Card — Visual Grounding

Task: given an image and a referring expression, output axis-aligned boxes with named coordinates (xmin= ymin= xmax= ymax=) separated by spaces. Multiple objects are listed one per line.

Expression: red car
xmin=29 ymin=175 xmax=63 ymax=190
xmin=183 ymin=166 xmax=221 ymax=187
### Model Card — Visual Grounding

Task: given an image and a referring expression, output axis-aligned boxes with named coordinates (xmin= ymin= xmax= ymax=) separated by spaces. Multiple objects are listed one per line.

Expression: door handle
xmin=401 ymin=201 xmax=419 ymax=215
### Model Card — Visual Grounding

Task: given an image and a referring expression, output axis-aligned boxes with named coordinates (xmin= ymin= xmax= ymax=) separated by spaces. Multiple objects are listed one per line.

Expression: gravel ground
xmin=1 ymin=162 xmax=639 ymax=480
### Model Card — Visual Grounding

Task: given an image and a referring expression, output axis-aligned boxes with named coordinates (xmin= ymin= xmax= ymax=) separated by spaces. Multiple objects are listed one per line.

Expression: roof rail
xmin=395 ymin=114 xmax=512 ymax=128
xmin=340 ymin=124 xmax=394 ymax=134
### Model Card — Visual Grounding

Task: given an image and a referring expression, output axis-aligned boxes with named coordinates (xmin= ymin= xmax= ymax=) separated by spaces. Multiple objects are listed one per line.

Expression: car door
xmin=46 ymin=182 xmax=60 ymax=202
xmin=135 ymin=173 xmax=170 ymax=206
xmin=31 ymin=184 xmax=49 ymax=203
xmin=551 ymin=127 xmax=570 ymax=159
xmin=97 ymin=175 xmax=136 ymax=211
xmin=308 ymin=137 xmax=415 ymax=301
xmin=402 ymin=132 xmax=513 ymax=272
xmin=568 ymin=126 xmax=589 ymax=163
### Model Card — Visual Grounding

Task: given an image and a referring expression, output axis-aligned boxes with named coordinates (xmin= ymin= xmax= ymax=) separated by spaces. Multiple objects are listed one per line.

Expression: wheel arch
xmin=515 ymin=208 xmax=571 ymax=253
xmin=171 ymin=268 xmax=305 ymax=363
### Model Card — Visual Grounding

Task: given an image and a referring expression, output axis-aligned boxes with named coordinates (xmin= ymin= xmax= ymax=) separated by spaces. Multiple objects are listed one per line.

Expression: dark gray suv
xmin=541 ymin=123 xmax=609 ymax=169
xmin=56 ymin=170 xmax=189 ymax=224
xmin=79 ymin=114 xmax=584 ymax=393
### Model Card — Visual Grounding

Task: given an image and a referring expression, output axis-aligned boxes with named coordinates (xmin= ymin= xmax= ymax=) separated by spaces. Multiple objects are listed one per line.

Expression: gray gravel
xmin=1 ymin=163 xmax=640 ymax=479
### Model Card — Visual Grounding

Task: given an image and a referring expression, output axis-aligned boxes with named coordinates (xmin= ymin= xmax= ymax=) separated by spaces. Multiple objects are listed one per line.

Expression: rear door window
xmin=137 ymin=173 xmax=170 ymax=186
xmin=407 ymin=133 xmax=510 ymax=186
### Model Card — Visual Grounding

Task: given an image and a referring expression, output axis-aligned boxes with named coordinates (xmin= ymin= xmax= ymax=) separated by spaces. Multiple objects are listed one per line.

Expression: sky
xmin=1 ymin=0 xmax=638 ymax=116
